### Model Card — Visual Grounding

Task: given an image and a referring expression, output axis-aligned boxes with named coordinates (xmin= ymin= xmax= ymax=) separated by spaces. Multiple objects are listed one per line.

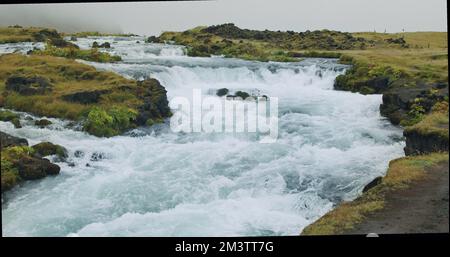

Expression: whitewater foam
xmin=1 ymin=37 xmax=405 ymax=236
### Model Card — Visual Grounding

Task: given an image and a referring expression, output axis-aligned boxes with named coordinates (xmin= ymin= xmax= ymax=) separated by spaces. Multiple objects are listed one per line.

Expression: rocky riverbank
xmin=302 ymin=32 xmax=448 ymax=234
xmin=1 ymin=26 xmax=172 ymax=193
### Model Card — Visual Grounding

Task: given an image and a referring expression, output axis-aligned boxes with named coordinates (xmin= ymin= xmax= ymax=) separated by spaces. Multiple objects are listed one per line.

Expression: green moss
xmin=158 ymin=24 xmax=367 ymax=62
xmin=32 ymin=142 xmax=68 ymax=159
xmin=145 ymin=117 xmax=164 ymax=127
xmin=1 ymin=145 xmax=35 ymax=192
xmin=0 ymin=110 xmax=22 ymax=128
xmin=33 ymin=44 xmax=121 ymax=63
xmin=83 ymin=106 xmax=137 ymax=137
xmin=404 ymin=111 xmax=449 ymax=140
xmin=2 ymin=145 xmax=35 ymax=160
xmin=0 ymin=110 xmax=19 ymax=121
xmin=1 ymin=157 xmax=20 ymax=192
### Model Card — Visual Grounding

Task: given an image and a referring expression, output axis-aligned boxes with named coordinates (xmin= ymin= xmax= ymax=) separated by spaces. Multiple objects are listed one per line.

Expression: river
xmin=0 ymin=36 xmax=405 ymax=236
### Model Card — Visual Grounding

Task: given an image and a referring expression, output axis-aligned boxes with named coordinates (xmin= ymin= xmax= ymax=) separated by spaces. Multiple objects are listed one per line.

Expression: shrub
xmin=83 ymin=106 xmax=137 ymax=137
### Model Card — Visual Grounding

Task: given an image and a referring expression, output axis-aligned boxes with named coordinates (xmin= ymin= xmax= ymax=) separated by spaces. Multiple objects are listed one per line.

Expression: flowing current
xmin=1 ymin=36 xmax=405 ymax=236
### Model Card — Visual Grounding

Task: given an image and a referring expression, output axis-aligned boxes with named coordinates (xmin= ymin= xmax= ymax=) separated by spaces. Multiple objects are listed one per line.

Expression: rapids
xmin=1 ymin=37 xmax=405 ymax=236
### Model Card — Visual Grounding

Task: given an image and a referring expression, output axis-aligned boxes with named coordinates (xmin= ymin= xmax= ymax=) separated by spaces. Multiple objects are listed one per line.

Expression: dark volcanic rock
xmin=360 ymin=76 xmax=390 ymax=94
xmin=17 ymin=155 xmax=60 ymax=180
xmin=74 ymin=150 xmax=85 ymax=158
xmin=90 ymin=152 xmax=107 ymax=161
xmin=380 ymin=82 xmax=448 ymax=125
xmin=62 ymin=89 xmax=111 ymax=104
xmin=32 ymin=28 xmax=59 ymax=42
xmin=32 ymin=142 xmax=68 ymax=160
xmin=135 ymin=79 xmax=171 ymax=126
xmin=216 ymin=88 xmax=229 ymax=97
xmin=362 ymin=176 xmax=383 ymax=193
xmin=35 ymin=119 xmax=52 ymax=128
xmin=146 ymin=36 xmax=161 ymax=43
xmin=403 ymin=130 xmax=449 ymax=156
xmin=0 ymin=131 xmax=28 ymax=150
xmin=5 ymin=75 xmax=53 ymax=95
xmin=92 ymin=41 xmax=111 ymax=48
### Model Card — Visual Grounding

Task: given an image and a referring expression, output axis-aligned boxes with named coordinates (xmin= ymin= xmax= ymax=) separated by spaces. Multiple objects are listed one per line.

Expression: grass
xmin=158 ymin=24 xmax=370 ymax=62
xmin=0 ymin=54 xmax=148 ymax=136
xmin=301 ymin=153 xmax=449 ymax=235
xmin=404 ymin=103 xmax=449 ymax=140
xmin=32 ymin=44 xmax=122 ymax=63
xmin=66 ymin=31 xmax=137 ymax=38
xmin=0 ymin=26 xmax=54 ymax=43
xmin=0 ymin=26 xmax=73 ymax=46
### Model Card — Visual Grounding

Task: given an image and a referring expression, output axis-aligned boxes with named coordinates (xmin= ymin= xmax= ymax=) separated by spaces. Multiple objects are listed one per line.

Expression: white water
xmin=1 ymin=37 xmax=405 ymax=236
xmin=0 ymin=42 xmax=44 ymax=55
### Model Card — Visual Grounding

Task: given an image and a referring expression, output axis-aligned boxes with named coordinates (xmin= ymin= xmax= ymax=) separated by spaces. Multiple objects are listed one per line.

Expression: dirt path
xmin=349 ymin=160 xmax=449 ymax=234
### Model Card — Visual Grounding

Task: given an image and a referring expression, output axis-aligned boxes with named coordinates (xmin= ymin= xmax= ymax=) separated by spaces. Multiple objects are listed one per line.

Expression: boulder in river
xmin=1 ymin=132 xmax=62 ymax=193
xmin=216 ymin=88 xmax=229 ymax=97
xmin=0 ymin=131 xmax=28 ymax=150
xmin=135 ymin=79 xmax=171 ymax=126
xmin=32 ymin=142 xmax=68 ymax=161
xmin=35 ymin=119 xmax=52 ymax=128
xmin=17 ymin=155 xmax=60 ymax=179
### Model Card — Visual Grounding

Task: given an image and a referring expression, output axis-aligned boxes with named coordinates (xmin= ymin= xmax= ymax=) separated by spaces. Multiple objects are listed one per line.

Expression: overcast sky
xmin=0 ymin=0 xmax=447 ymax=36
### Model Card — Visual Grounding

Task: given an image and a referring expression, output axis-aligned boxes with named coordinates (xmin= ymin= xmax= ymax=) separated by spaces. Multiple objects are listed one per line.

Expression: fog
xmin=0 ymin=0 xmax=447 ymax=36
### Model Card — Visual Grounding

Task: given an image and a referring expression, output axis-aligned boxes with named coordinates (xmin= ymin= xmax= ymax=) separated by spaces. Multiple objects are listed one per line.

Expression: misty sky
xmin=0 ymin=0 xmax=447 ymax=36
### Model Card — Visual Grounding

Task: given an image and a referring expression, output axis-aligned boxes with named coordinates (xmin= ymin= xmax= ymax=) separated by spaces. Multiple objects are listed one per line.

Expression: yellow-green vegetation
xmin=404 ymin=102 xmax=449 ymax=140
xmin=0 ymin=26 xmax=121 ymax=63
xmin=0 ymin=26 xmax=57 ymax=43
xmin=32 ymin=44 xmax=122 ymax=63
xmin=0 ymin=146 xmax=34 ymax=192
xmin=0 ymin=53 xmax=170 ymax=137
xmin=337 ymin=33 xmax=448 ymax=84
xmin=0 ymin=109 xmax=21 ymax=128
xmin=301 ymin=153 xmax=449 ymax=235
xmin=158 ymin=24 xmax=370 ymax=62
xmin=84 ymin=106 xmax=137 ymax=137
xmin=334 ymin=32 xmax=448 ymax=127
xmin=31 ymin=141 xmax=68 ymax=159
xmin=66 ymin=31 xmax=137 ymax=38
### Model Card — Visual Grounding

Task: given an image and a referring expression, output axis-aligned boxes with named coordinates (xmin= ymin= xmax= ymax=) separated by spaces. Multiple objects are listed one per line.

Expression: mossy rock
xmin=11 ymin=118 xmax=21 ymax=128
xmin=32 ymin=142 xmax=68 ymax=160
xmin=17 ymin=155 xmax=60 ymax=179
xmin=1 ymin=141 xmax=61 ymax=192
xmin=0 ymin=110 xmax=19 ymax=121
xmin=1 ymin=158 xmax=20 ymax=192
xmin=35 ymin=119 xmax=52 ymax=128
xmin=0 ymin=110 xmax=21 ymax=128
